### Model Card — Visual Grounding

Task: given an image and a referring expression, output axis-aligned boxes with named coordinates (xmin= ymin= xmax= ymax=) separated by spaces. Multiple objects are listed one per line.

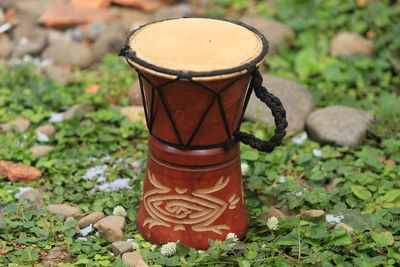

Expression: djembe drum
xmin=120 ymin=18 xmax=287 ymax=249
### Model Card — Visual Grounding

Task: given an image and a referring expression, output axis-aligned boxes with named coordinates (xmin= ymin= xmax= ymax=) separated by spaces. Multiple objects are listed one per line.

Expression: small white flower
xmin=150 ymin=245 xmax=157 ymax=251
xmin=83 ymin=165 xmax=108 ymax=180
xmin=48 ymin=112 xmax=64 ymax=122
xmin=80 ymin=224 xmax=93 ymax=236
xmin=126 ymin=239 xmax=138 ymax=250
xmin=37 ymin=131 xmax=49 ymax=142
xmin=160 ymin=242 xmax=176 ymax=257
xmin=261 ymin=244 xmax=266 ymax=248
xmin=312 ymin=149 xmax=323 ymax=157
xmin=295 ymin=191 xmax=303 ymax=197
xmin=76 ymin=237 xmax=87 ymax=241
xmin=326 ymin=214 xmax=344 ymax=223
xmin=267 ymin=216 xmax=279 ymax=231
xmin=96 ymin=178 xmax=133 ymax=192
xmin=197 ymin=250 xmax=205 ymax=254
xmin=278 ymin=176 xmax=286 ymax=183
xmin=241 ymin=162 xmax=249 ymax=175
xmin=292 ymin=132 xmax=308 ymax=144
xmin=225 ymin=232 xmax=238 ymax=242
xmin=113 ymin=205 xmax=127 ymax=217
xmin=95 ymin=232 xmax=100 ymax=237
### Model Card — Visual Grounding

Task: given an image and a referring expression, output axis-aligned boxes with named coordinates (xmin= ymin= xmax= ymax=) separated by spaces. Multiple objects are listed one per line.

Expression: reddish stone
xmin=5 ymin=9 xmax=16 ymax=21
xmin=85 ymin=84 xmax=100 ymax=94
xmin=39 ymin=4 xmax=119 ymax=28
xmin=0 ymin=161 xmax=42 ymax=184
xmin=112 ymin=0 xmax=175 ymax=11
xmin=69 ymin=0 xmax=111 ymax=9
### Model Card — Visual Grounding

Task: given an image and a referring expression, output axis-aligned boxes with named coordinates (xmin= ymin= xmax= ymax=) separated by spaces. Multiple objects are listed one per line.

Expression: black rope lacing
xmin=233 ymin=71 xmax=288 ymax=152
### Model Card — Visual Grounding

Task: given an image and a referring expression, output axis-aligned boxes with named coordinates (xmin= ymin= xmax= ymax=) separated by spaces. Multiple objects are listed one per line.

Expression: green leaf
xmin=239 ymin=260 xmax=251 ymax=267
xmin=370 ymin=231 xmax=394 ymax=247
xmin=244 ymin=249 xmax=257 ymax=259
xmin=176 ymin=243 xmax=189 ymax=257
xmin=351 ymin=185 xmax=372 ymax=200
xmin=382 ymin=190 xmax=400 ymax=203
xmin=241 ymin=150 xmax=259 ymax=161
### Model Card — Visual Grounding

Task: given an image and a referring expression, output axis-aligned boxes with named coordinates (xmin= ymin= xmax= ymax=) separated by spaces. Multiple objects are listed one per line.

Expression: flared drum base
xmin=136 ymin=140 xmax=248 ymax=249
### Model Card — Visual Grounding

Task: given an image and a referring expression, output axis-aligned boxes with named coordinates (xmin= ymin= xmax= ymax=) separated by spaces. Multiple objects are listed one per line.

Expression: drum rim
xmin=121 ymin=17 xmax=269 ymax=80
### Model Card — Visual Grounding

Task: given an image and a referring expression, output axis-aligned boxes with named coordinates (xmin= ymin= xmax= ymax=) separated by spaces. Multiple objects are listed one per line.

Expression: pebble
xmin=94 ymin=221 xmax=123 ymax=242
xmin=47 ymin=204 xmax=82 ymax=217
xmin=330 ymin=32 xmax=374 ymax=57
xmin=0 ymin=35 xmax=14 ymax=60
xmin=18 ymin=189 xmax=44 ymax=209
xmin=78 ymin=211 xmax=105 ymax=228
xmin=36 ymin=124 xmax=56 ymax=137
xmin=260 ymin=207 xmax=286 ymax=219
xmin=112 ymin=241 xmax=133 ymax=255
xmin=128 ymin=81 xmax=142 ymax=106
xmin=42 ymin=42 xmax=94 ymax=68
xmin=12 ymin=30 xmax=48 ymax=57
xmin=30 ymin=146 xmax=55 ymax=158
xmin=63 ymin=103 xmax=94 ymax=120
xmin=301 ymin=210 xmax=325 ymax=219
xmin=122 ymin=252 xmax=149 ymax=267
xmin=0 ymin=116 xmax=31 ymax=133
xmin=0 ymin=160 xmax=42 ymax=183
xmin=43 ymin=65 xmax=71 ymax=85
xmin=241 ymin=16 xmax=295 ymax=54
xmin=335 ymin=222 xmax=354 ymax=232
xmin=94 ymin=215 xmax=125 ymax=230
xmin=244 ymin=74 xmax=314 ymax=134
xmin=120 ymin=106 xmax=145 ymax=123
xmin=152 ymin=3 xmax=194 ymax=21
xmin=306 ymin=105 xmax=373 ymax=147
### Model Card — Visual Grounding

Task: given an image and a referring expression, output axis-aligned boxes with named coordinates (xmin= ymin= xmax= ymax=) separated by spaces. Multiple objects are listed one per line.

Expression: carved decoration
xmin=142 ymin=172 xmax=240 ymax=234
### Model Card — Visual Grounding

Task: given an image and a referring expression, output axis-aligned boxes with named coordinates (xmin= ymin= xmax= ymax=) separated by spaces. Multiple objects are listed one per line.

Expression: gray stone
xmin=13 ymin=30 xmax=48 ymax=57
xmin=63 ymin=103 xmax=94 ymax=120
xmin=241 ymin=16 xmax=294 ymax=54
xmin=47 ymin=204 xmax=82 ymax=217
xmin=152 ymin=3 xmax=194 ymax=21
xmin=42 ymin=42 xmax=93 ymax=68
xmin=301 ymin=210 xmax=325 ymax=219
xmin=43 ymin=65 xmax=71 ymax=85
xmin=122 ymin=252 xmax=149 ymax=267
xmin=78 ymin=211 xmax=105 ymax=228
xmin=0 ymin=35 xmax=14 ymax=60
xmin=36 ymin=124 xmax=56 ymax=137
xmin=94 ymin=221 xmax=123 ymax=242
xmin=261 ymin=208 xmax=286 ymax=219
xmin=119 ymin=8 xmax=151 ymax=33
xmin=94 ymin=215 xmax=125 ymax=230
xmin=128 ymin=81 xmax=142 ymax=105
xmin=18 ymin=189 xmax=44 ymax=209
xmin=0 ymin=8 xmax=5 ymax=24
xmin=81 ymin=21 xmax=107 ymax=42
xmin=15 ymin=0 xmax=67 ymax=19
xmin=0 ymin=116 xmax=30 ymax=133
xmin=306 ymin=106 xmax=373 ymax=147
xmin=330 ymin=32 xmax=374 ymax=57
xmin=335 ymin=222 xmax=353 ymax=232
xmin=30 ymin=146 xmax=55 ymax=158
xmin=112 ymin=241 xmax=133 ymax=255
xmin=244 ymin=74 xmax=314 ymax=133
xmin=92 ymin=30 xmax=125 ymax=62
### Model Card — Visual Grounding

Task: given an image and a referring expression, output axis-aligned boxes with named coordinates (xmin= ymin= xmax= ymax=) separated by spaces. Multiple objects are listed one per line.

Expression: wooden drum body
xmin=121 ymin=18 xmax=287 ymax=249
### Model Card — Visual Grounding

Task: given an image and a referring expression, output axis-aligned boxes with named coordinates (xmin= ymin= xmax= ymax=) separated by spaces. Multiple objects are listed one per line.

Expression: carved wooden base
xmin=136 ymin=137 xmax=248 ymax=249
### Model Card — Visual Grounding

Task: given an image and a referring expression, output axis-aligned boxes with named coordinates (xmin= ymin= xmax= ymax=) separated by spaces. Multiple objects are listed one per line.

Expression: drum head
xmin=124 ymin=18 xmax=268 ymax=80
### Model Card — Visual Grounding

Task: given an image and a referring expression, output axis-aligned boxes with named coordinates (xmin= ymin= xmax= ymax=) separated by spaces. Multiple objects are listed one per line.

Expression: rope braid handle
xmin=233 ymin=71 xmax=288 ymax=152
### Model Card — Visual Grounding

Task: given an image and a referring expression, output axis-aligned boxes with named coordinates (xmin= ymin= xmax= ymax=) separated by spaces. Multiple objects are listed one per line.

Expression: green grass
xmin=1 ymin=0 xmax=400 ymax=266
